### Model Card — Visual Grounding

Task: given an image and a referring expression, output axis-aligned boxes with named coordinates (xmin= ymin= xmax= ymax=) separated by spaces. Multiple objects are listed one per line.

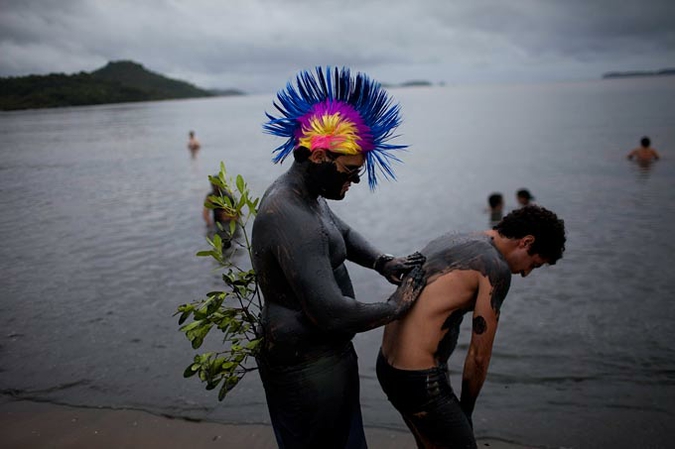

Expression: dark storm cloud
xmin=428 ymin=1 xmax=675 ymax=58
xmin=0 ymin=0 xmax=673 ymax=92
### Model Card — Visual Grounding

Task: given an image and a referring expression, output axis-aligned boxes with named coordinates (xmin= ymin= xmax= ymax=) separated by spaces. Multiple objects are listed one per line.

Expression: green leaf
xmin=195 ymin=323 xmax=213 ymax=340
xmin=227 ymin=375 xmax=241 ymax=390
xmin=203 ymin=197 xmax=217 ymax=209
xmin=223 ymin=195 xmax=233 ymax=209
xmin=176 ymin=304 xmax=194 ymax=313
xmin=236 ymin=175 xmax=244 ymax=193
xmin=178 ymin=310 xmax=192 ymax=325
xmin=246 ymin=339 xmax=261 ymax=350
xmin=180 ymin=321 xmax=202 ymax=333
xmin=213 ymin=357 xmax=226 ymax=368
xmin=222 ymin=361 xmax=235 ymax=370
xmin=218 ymin=383 xmax=229 ymax=401
xmin=196 ymin=250 xmax=214 ymax=257
xmin=207 ymin=296 xmax=224 ymax=315
xmin=183 ymin=364 xmax=199 ymax=378
xmin=191 ymin=337 xmax=204 ymax=349
xmin=213 ymin=233 xmax=222 ymax=250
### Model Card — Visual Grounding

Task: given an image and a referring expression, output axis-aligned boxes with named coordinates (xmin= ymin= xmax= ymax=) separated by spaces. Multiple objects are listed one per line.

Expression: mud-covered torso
xmin=421 ymin=233 xmax=511 ymax=364
xmin=252 ymin=179 xmax=356 ymax=365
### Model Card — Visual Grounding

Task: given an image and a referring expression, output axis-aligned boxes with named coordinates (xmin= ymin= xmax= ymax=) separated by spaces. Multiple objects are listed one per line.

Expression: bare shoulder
xmin=423 ymin=233 xmax=510 ymax=278
xmin=421 ymin=233 xmax=511 ymax=308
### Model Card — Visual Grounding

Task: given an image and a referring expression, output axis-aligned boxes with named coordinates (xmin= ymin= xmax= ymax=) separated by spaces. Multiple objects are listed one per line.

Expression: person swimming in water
xmin=627 ymin=136 xmax=660 ymax=166
xmin=487 ymin=192 xmax=504 ymax=226
xmin=187 ymin=130 xmax=201 ymax=158
xmin=203 ymin=176 xmax=239 ymax=246
xmin=516 ymin=188 xmax=535 ymax=207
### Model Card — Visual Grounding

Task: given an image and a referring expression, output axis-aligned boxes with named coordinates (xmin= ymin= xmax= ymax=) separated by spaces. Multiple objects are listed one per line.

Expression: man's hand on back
xmin=376 ymin=251 xmax=426 ymax=285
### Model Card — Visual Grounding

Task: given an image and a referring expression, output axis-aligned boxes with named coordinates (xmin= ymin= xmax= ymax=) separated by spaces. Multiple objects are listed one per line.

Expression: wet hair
xmin=494 ymin=205 xmax=566 ymax=264
xmin=488 ymin=193 xmax=503 ymax=209
xmin=516 ymin=189 xmax=533 ymax=201
xmin=640 ymin=136 xmax=650 ymax=147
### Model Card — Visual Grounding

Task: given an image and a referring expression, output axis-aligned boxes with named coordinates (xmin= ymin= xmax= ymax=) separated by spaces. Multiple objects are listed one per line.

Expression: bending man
xmin=378 ymin=205 xmax=566 ymax=448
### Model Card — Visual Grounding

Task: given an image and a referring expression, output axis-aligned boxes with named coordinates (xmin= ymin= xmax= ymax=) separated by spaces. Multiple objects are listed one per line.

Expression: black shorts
xmin=376 ymin=350 xmax=476 ymax=449
xmin=257 ymin=342 xmax=367 ymax=449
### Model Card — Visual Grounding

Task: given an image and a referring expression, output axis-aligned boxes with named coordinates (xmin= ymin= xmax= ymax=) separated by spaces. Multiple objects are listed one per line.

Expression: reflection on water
xmin=1 ymin=79 xmax=674 ymax=449
xmin=631 ymin=158 xmax=657 ymax=182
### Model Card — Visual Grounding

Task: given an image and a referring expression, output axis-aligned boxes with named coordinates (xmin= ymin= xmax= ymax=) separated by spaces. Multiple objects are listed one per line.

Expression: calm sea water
xmin=1 ymin=77 xmax=674 ymax=449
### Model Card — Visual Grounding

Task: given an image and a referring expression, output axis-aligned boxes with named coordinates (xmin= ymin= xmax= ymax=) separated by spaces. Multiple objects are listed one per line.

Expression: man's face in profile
xmin=309 ymin=151 xmax=364 ymax=200
xmin=502 ymin=235 xmax=550 ymax=278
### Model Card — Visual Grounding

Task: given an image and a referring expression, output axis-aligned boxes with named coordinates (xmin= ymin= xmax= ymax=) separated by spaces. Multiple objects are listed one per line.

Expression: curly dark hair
xmin=494 ymin=205 xmax=566 ymax=264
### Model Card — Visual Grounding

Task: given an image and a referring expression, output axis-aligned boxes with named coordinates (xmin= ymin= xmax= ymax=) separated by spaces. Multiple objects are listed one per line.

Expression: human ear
xmin=521 ymin=235 xmax=535 ymax=249
xmin=308 ymin=149 xmax=328 ymax=163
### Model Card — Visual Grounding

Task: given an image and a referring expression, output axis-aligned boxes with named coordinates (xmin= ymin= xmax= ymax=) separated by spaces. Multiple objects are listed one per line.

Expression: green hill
xmin=0 ymin=60 xmax=237 ymax=111
xmin=90 ymin=61 xmax=212 ymax=98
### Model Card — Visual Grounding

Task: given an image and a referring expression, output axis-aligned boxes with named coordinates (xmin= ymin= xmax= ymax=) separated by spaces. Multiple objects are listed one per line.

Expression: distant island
xmin=602 ymin=68 xmax=675 ymax=79
xmin=381 ymin=80 xmax=434 ymax=89
xmin=0 ymin=60 xmax=244 ymax=111
xmin=399 ymin=80 xmax=434 ymax=87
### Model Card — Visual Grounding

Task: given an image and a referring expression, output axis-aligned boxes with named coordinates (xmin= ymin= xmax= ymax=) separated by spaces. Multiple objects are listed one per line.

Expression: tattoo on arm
xmin=473 ymin=316 xmax=487 ymax=335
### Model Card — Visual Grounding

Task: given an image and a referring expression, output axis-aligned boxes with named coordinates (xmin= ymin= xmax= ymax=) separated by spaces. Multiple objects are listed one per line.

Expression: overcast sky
xmin=1 ymin=0 xmax=674 ymax=93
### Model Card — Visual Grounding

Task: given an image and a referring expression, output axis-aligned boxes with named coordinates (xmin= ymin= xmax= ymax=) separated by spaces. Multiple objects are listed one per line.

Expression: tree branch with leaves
xmin=175 ymin=162 xmax=262 ymax=401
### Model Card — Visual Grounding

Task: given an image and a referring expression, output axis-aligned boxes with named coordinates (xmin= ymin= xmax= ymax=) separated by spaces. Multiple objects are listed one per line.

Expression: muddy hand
xmin=380 ymin=252 xmax=427 ymax=285
xmin=402 ymin=251 xmax=425 ymax=267
xmin=390 ymin=265 xmax=426 ymax=316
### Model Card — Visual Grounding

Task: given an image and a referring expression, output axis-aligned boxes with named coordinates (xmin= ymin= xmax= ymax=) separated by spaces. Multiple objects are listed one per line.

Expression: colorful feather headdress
xmin=263 ymin=67 xmax=408 ymax=189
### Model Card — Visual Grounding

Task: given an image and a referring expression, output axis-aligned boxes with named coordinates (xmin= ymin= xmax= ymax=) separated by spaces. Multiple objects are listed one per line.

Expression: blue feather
xmin=263 ymin=66 xmax=408 ymax=189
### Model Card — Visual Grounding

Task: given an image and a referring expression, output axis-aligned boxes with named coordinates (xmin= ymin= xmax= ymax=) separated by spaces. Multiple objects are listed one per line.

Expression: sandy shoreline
xmin=0 ymin=398 xmax=538 ymax=449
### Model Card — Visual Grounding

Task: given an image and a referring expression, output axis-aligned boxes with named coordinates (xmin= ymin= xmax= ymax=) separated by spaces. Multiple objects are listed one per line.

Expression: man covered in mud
xmin=252 ymin=67 xmax=425 ymax=449
xmin=377 ymin=205 xmax=566 ymax=449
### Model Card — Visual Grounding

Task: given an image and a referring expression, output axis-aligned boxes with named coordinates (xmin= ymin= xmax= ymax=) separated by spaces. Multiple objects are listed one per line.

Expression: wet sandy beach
xmin=0 ymin=398 xmax=539 ymax=449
